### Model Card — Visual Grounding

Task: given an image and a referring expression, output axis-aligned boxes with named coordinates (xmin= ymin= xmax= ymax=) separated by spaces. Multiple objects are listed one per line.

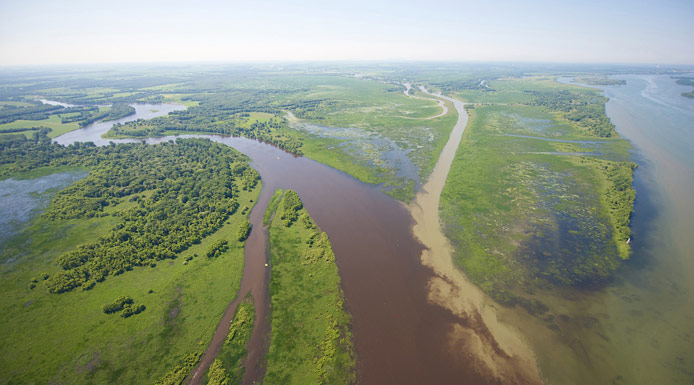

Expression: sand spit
xmin=408 ymin=87 xmax=543 ymax=384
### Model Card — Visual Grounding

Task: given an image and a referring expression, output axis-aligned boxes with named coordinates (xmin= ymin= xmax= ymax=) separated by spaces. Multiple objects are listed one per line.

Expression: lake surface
xmin=508 ymin=75 xmax=694 ymax=384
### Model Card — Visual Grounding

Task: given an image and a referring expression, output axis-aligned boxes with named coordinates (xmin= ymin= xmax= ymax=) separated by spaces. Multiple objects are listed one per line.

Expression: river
xmin=44 ymin=74 xmax=694 ymax=384
xmin=50 ymin=100 xmax=503 ymax=384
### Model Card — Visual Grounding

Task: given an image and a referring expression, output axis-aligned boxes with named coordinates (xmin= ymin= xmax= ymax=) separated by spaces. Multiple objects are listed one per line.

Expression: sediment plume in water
xmin=408 ymin=90 xmax=542 ymax=384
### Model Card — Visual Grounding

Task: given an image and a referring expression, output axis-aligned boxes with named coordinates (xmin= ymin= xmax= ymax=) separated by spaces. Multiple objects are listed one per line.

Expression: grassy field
xmin=0 ymin=170 xmax=259 ymax=384
xmin=264 ymin=190 xmax=355 ymax=384
xmin=441 ymin=77 xmax=635 ymax=305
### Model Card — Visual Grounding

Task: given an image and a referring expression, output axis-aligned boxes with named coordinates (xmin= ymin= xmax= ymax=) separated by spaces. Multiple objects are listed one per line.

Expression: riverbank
xmin=408 ymin=89 xmax=543 ymax=384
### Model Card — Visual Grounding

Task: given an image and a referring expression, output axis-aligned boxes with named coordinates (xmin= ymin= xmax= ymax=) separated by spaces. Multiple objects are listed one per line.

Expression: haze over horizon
xmin=1 ymin=0 xmax=693 ymax=66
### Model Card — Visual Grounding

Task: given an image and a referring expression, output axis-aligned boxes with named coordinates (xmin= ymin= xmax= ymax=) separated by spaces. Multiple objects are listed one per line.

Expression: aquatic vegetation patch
xmin=441 ymin=89 xmax=635 ymax=306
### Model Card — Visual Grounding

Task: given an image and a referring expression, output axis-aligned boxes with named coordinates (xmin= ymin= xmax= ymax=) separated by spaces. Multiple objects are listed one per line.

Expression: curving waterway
xmin=47 ymin=76 xmax=694 ymax=385
xmin=52 ymin=99 xmax=506 ymax=384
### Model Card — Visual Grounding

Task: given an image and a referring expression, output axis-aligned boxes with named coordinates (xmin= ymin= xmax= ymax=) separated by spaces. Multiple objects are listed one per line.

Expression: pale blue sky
xmin=1 ymin=0 xmax=692 ymax=65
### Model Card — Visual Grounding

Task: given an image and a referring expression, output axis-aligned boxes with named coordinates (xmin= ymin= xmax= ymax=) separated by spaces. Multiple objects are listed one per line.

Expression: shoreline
xmin=407 ymin=89 xmax=543 ymax=384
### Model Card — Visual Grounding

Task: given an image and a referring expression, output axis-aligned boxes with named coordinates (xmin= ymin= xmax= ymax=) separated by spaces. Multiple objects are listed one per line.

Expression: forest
xmin=1 ymin=134 xmax=258 ymax=294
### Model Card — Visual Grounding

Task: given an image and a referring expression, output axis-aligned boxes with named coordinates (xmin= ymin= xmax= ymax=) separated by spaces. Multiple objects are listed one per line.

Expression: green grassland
xmin=264 ymin=190 xmax=355 ymax=385
xmin=0 ymin=138 xmax=260 ymax=384
xmin=441 ymin=78 xmax=635 ymax=305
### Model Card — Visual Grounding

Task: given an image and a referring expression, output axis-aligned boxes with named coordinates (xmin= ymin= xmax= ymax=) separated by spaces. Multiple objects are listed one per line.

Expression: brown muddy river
xmin=55 ymin=107 xmax=497 ymax=384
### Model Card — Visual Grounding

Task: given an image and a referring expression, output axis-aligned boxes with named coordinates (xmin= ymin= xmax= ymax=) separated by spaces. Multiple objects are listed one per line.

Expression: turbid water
xmin=495 ymin=75 xmax=694 ymax=384
xmin=31 ymin=74 xmax=694 ymax=384
xmin=50 ymin=102 xmax=502 ymax=384
xmin=408 ymin=90 xmax=543 ymax=384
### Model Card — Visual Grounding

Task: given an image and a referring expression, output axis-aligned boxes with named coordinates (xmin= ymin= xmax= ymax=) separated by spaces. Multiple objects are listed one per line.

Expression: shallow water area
xmin=0 ymin=170 xmax=88 ymax=255
xmin=503 ymin=75 xmax=694 ymax=384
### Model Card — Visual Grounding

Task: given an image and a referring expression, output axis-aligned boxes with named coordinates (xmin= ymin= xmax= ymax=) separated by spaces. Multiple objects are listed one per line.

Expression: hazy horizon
xmin=1 ymin=0 xmax=693 ymax=66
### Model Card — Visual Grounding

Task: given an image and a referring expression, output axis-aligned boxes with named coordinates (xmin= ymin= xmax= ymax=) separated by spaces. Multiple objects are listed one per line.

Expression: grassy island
xmin=263 ymin=190 xmax=355 ymax=384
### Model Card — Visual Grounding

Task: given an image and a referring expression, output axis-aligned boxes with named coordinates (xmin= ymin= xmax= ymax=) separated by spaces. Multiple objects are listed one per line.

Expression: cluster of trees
xmin=206 ymin=240 xmax=229 ymax=258
xmin=61 ymin=103 xmax=135 ymax=127
xmin=155 ymin=351 xmax=202 ymax=385
xmin=279 ymin=190 xmax=303 ymax=227
xmin=0 ymin=99 xmax=133 ymax=128
xmin=525 ymin=90 xmax=617 ymax=137
xmin=0 ymin=102 xmax=62 ymax=124
xmin=101 ymin=295 xmax=146 ymax=317
xmin=110 ymin=103 xmax=304 ymax=155
xmin=579 ymin=157 xmax=637 ymax=259
xmin=286 ymin=99 xmax=339 ymax=120
xmin=237 ymin=219 xmax=251 ymax=242
xmin=0 ymin=134 xmax=259 ymax=293
xmin=431 ymin=78 xmax=495 ymax=93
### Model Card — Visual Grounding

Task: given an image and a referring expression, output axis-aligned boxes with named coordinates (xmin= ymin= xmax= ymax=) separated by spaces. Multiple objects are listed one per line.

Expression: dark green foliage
xmin=102 ymin=296 xmax=145 ymax=318
xmin=63 ymin=103 xmax=136 ymax=127
xmin=279 ymin=190 xmax=302 ymax=227
xmin=0 ymin=102 xmax=62 ymax=124
xmin=0 ymin=134 xmax=258 ymax=293
xmin=525 ymin=90 xmax=617 ymax=137
xmin=120 ymin=303 xmax=146 ymax=318
xmin=579 ymin=157 xmax=637 ymax=258
xmin=110 ymin=100 xmax=304 ymax=155
xmin=101 ymin=296 xmax=134 ymax=314
xmin=155 ymin=351 xmax=202 ymax=385
xmin=206 ymin=240 xmax=229 ymax=258
xmin=236 ymin=219 xmax=251 ymax=242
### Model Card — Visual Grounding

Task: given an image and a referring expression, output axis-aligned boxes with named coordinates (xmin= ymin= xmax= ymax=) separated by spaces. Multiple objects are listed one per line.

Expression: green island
xmin=204 ymin=297 xmax=256 ymax=385
xmin=0 ymin=134 xmax=259 ymax=384
xmin=441 ymin=76 xmax=635 ymax=305
xmin=264 ymin=190 xmax=355 ymax=384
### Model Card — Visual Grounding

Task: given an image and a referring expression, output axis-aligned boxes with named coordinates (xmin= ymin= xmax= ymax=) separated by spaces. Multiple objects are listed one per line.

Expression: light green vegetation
xmin=205 ymin=298 xmax=255 ymax=385
xmin=0 ymin=138 xmax=260 ymax=384
xmin=574 ymin=76 xmax=626 ymax=86
xmin=0 ymin=114 xmax=79 ymax=138
xmin=441 ymin=78 xmax=635 ymax=306
xmin=264 ymin=189 xmax=284 ymax=225
xmin=264 ymin=190 xmax=355 ymax=384
xmin=284 ymin=79 xmax=457 ymax=200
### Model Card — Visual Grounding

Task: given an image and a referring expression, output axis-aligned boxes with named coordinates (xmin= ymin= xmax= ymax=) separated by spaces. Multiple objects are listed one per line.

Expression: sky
xmin=1 ymin=0 xmax=692 ymax=66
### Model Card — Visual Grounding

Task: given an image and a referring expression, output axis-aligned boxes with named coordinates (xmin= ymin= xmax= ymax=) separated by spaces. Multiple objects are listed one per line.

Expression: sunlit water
xmin=512 ymin=75 xmax=694 ymax=384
